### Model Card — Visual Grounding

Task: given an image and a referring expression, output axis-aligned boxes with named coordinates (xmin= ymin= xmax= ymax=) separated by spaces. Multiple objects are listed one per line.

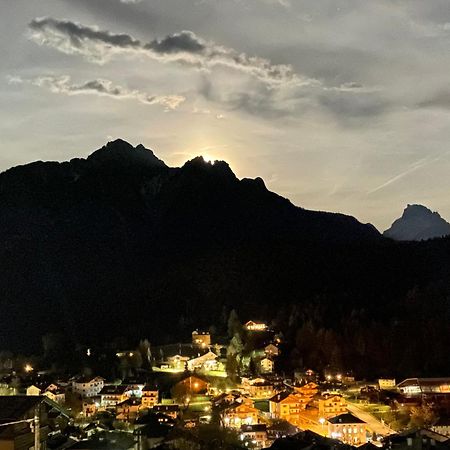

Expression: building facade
xmin=72 ymin=376 xmax=104 ymax=398
xmin=318 ymin=394 xmax=348 ymax=418
xmin=327 ymin=413 xmax=366 ymax=445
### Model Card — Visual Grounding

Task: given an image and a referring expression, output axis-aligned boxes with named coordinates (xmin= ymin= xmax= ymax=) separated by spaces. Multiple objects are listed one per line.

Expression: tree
xmin=227 ymin=310 xmax=242 ymax=339
xmin=249 ymin=358 xmax=258 ymax=377
xmin=138 ymin=339 xmax=152 ymax=370
xmin=225 ymin=353 xmax=239 ymax=382
xmin=409 ymin=402 xmax=437 ymax=428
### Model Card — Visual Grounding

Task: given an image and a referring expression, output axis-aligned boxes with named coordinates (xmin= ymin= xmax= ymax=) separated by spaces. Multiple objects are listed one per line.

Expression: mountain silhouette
xmin=384 ymin=204 xmax=450 ymax=241
xmin=2 ymin=140 xmax=450 ymax=378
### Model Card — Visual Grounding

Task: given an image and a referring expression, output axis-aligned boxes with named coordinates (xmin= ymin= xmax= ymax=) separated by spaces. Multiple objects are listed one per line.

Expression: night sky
xmin=3 ymin=0 xmax=450 ymax=229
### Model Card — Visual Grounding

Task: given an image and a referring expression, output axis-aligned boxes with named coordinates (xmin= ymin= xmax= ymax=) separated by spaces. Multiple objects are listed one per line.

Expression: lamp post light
xmin=319 ymin=417 xmax=326 ymax=436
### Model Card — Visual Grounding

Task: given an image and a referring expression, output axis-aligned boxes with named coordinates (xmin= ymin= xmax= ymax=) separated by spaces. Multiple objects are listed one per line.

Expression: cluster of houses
xmin=26 ymin=375 xmax=180 ymax=423
xmin=151 ymin=326 xmax=277 ymax=375
xmin=210 ymin=380 xmax=368 ymax=447
xmin=8 ymin=321 xmax=450 ymax=449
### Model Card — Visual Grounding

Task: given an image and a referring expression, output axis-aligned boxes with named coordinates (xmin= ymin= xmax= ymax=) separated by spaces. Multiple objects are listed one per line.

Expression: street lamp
xmin=319 ymin=417 xmax=326 ymax=435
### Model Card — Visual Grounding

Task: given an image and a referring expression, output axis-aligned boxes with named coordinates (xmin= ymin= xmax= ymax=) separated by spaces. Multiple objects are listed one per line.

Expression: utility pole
xmin=34 ymin=404 xmax=40 ymax=450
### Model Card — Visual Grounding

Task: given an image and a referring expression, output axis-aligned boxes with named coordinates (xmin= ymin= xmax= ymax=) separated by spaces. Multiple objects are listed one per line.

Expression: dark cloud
xmin=28 ymin=17 xmax=304 ymax=86
xmin=145 ymin=31 xmax=205 ymax=54
xmin=9 ymin=75 xmax=185 ymax=110
xmin=27 ymin=16 xmax=388 ymax=120
xmin=29 ymin=17 xmax=141 ymax=50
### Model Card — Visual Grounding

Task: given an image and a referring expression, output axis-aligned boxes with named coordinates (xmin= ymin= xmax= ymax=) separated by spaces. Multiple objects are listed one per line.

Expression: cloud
xmin=8 ymin=75 xmax=185 ymax=110
xmin=27 ymin=17 xmax=388 ymax=120
xmin=266 ymin=0 xmax=290 ymax=7
xmin=418 ymin=92 xmax=450 ymax=110
xmin=28 ymin=17 xmax=309 ymax=87
xmin=319 ymin=91 xmax=389 ymax=119
xmin=367 ymin=153 xmax=448 ymax=195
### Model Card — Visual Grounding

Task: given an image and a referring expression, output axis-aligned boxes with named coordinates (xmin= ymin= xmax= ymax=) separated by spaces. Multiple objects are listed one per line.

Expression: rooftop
xmin=328 ymin=413 xmax=365 ymax=425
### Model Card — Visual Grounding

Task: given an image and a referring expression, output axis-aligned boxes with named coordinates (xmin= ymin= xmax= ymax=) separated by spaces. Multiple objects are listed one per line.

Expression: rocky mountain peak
xmin=384 ymin=204 xmax=450 ymax=241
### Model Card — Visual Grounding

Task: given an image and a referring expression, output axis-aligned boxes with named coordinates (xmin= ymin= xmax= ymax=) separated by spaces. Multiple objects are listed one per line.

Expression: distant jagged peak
xmin=402 ymin=203 xmax=439 ymax=218
xmin=88 ymin=139 xmax=167 ymax=168
xmin=182 ymin=155 xmax=237 ymax=179
xmin=384 ymin=203 xmax=450 ymax=241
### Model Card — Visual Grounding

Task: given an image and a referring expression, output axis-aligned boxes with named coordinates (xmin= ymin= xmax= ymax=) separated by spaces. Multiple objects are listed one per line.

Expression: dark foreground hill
xmin=1 ymin=139 xmax=450 ymax=377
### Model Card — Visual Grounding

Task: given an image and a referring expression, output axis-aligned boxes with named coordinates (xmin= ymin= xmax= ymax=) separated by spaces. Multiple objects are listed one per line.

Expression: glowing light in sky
xmin=201 ymin=155 xmax=215 ymax=164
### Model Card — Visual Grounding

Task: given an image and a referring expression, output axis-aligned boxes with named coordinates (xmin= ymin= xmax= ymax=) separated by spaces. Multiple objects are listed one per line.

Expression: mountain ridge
xmin=384 ymin=204 xmax=450 ymax=241
xmin=1 ymin=139 xmax=450 ymax=378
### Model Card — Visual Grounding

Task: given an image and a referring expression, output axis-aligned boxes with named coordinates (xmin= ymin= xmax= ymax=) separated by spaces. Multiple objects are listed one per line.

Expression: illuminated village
xmin=1 ymin=318 xmax=450 ymax=450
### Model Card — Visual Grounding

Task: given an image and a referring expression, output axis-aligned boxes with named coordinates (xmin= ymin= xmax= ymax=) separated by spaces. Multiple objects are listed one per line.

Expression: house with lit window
xmin=141 ymin=384 xmax=159 ymax=409
xmin=43 ymin=384 xmax=65 ymax=404
xmin=116 ymin=398 xmax=143 ymax=422
xmin=269 ymin=392 xmax=311 ymax=422
xmin=242 ymin=378 xmax=277 ymax=399
xmin=294 ymin=382 xmax=319 ymax=397
xmin=264 ymin=344 xmax=279 ymax=357
xmin=172 ymin=375 xmax=209 ymax=395
xmin=26 ymin=385 xmax=42 ymax=396
xmin=167 ymin=354 xmax=190 ymax=370
xmin=27 ymin=384 xmax=65 ymax=404
xmin=240 ymin=424 xmax=269 ymax=448
xmin=72 ymin=376 xmax=104 ymax=398
xmin=213 ymin=392 xmax=254 ymax=409
xmin=244 ymin=321 xmax=268 ymax=332
xmin=327 ymin=413 xmax=366 ymax=445
xmin=192 ymin=330 xmax=211 ymax=347
xmin=260 ymin=357 xmax=274 ymax=374
xmin=431 ymin=418 xmax=450 ymax=437
xmin=81 ymin=398 xmax=98 ymax=418
xmin=397 ymin=378 xmax=450 ymax=397
xmin=187 ymin=350 xmax=218 ymax=371
xmin=378 ymin=378 xmax=396 ymax=390
xmin=152 ymin=404 xmax=180 ymax=420
xmin=99 ymin=385 xmax=130 ymax=407
xmin=222 ymin=402 xmax=259 ymax=428
xmin=318 ymin=394 xmax=348 ymax=418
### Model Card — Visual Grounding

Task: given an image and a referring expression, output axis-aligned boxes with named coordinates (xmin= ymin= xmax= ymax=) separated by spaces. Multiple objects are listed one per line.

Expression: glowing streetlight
xmin=24 ymin=364 xmax=33 ymax=373
xmin=319 ymin=417 xmax=326 ymax=436
xmin=319 ymin=417 xmax=326 ymax=433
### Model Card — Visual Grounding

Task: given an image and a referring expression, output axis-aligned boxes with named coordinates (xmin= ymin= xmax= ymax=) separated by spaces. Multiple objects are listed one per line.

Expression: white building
xmin=264 ymin=344 xmax=279 ymax=357
xmin=26 ymin=385 xmax=42 ymax=396
xmin=397 ymin=378 xmax=450 ymax=396
xmin=244 ymin=321 xmax=267 ymax=332
xmin=187 ymin=351 xmax=218 ymax=371
xmin=72 ymin=376 xmax=104 ymax=397
xmin=378 ymin=378 xmax=396 ymax=390
xmin=43 ymin=384 xmax=65 ymax=404
xmin=260 ymin=358 xmax=274 ymax=374
xmin=240 ymin=424 xmax=269 ymax=448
